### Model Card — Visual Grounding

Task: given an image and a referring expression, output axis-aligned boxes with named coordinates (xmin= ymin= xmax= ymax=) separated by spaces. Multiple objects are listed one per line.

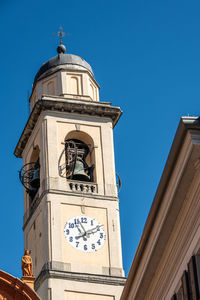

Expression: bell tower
xmin=15 ymin=35 xmax=126 ymax=300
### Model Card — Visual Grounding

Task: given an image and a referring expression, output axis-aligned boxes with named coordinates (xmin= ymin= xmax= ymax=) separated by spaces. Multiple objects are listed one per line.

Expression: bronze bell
xmin=30 ymin=168 xmax=40 ymax=189
xmin=72 ymin=160 xmax=90 ymax=182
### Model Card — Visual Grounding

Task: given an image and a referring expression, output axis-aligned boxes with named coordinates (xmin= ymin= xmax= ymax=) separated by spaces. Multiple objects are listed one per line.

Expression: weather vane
xmin=53 ymin=26 xmax=70 ymax=45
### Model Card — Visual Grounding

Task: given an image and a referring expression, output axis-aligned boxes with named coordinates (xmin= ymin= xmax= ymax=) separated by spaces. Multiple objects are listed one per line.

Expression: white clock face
xmin=64 ymin=216 xmax=106 ymax=252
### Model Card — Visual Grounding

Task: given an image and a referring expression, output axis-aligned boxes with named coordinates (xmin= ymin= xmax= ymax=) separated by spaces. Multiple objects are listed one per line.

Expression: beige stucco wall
xmin=46 ymin=192 xmax=123 ymax=276
xmin=65 ymin=291 xmax=114 ymax=300
xmin=24 ymin=191 xmax=124 ymax=279
xmin=30 ymin=69 xmax=99 ymax=110
xmin=22 ymin=109 xmax=124 ymax=299
xmin=45 ymin=112 xmax=118 ymax=197
xmin=27 ymin=211 xmax=43 ymax=276
xmin=37 ymin=277 xmax=124 ymax=300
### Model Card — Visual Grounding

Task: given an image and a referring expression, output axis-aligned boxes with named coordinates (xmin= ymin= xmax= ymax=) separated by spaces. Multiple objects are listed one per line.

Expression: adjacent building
xmin=0 ymin=270 xmax=39 ymax=300
xmin=121 ymin=116 xmax=200 ymax=300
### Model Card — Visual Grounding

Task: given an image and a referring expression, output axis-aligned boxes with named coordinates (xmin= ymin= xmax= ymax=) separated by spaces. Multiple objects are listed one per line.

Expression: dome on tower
xmin=30 ymin=43 xmax=99 ymax=109
xmin=34 ymin=52 xmax=94 ymax=85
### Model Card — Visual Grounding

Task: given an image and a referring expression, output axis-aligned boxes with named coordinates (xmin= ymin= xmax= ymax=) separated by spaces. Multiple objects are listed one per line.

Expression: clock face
xmin=64 ymin=216 xmax=106 ymax=252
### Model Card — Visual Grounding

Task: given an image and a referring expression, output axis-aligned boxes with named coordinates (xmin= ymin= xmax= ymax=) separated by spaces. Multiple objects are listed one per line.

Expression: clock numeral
xmin=74 ymin=218 xmax=80 ymax=225
xmin=81 ymin=217 xmax=87 ymax=224
xmin=64 ymin=216 xmax=106 ymax=252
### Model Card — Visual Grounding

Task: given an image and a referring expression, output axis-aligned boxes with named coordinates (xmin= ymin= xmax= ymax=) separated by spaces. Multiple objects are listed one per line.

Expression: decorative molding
xmin=69 ymin=181 xmax=97 ymax=194
xmin=0 ymin=270 xmax=39 ymax=300
xmin=23 ymin=187 xmax=119 ymax=230
xmin=143 ymin=150 xmax=200 ymax=299
xmin=14 ymin=97 xmax=122 ymax=158
xmin=34 ymin=261 xmax=126 ymax=291
xmin=75 ymin=123 xmax=80 ymax=131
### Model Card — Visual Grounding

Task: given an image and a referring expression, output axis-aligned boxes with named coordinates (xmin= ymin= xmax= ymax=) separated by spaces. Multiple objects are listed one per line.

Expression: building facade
xmin=120 ymin=116 xmax=200 ymax=300
xmin=14 ymin=43 xmax=126 ymax=299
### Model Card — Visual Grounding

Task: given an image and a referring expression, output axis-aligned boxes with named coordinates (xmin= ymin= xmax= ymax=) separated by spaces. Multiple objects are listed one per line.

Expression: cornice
xmin=14 ymin=96 xmax=122 ymax=158
xmin=34 ymin=262 xmax=126 ymax=291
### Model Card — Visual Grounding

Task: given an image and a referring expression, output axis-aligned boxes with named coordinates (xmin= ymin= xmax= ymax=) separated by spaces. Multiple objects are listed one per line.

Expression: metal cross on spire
xmin=53 ymin=26 xmax=70 ymax=45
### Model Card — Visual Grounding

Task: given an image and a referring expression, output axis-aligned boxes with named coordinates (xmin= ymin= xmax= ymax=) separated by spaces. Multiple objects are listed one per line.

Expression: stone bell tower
xmin=14 ymin=33 xmax=126 ymax=300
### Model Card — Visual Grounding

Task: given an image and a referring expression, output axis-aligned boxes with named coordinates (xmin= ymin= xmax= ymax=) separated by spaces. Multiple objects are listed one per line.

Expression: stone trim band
xmin=14 ymin=96 xmax=122 ymax=158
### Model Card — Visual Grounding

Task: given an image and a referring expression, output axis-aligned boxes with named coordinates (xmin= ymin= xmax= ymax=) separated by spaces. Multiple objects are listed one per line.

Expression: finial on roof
xmin=53 ymin=26 xmax=70 ymax=54
xmin=57 ymin=44 xmax=66 ymax=54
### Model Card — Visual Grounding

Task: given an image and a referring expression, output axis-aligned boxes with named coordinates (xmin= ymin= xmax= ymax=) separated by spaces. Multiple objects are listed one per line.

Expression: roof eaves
xmin=120 ymin=116 xmax=200 ymax=299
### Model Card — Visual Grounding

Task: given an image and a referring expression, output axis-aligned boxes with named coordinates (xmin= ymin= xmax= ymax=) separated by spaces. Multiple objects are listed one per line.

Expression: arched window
xmin=64 ymin=131 xmax=95 ymax=182
xmin=29 ymin=146 xmax=40 ymax=202
xmin=19 ymin=146 xmax=40 ymax=208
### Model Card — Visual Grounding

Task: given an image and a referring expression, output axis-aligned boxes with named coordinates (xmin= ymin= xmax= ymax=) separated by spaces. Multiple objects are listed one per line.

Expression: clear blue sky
xmin=1 ymin=0 xmax=200 ymax=278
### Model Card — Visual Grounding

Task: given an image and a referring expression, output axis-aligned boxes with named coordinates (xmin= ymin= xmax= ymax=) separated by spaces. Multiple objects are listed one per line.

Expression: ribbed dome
xmin=34 ymin=53 xmax=94 ymax=85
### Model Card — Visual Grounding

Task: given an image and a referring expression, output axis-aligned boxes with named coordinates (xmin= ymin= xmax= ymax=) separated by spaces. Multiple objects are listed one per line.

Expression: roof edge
xmin=120 ymin=116 xmax=200 ymax=299
xmin=0 ymin=269 xmax=40 ymax=299
xmin=34 ymin=53 xmax=94 ymax=85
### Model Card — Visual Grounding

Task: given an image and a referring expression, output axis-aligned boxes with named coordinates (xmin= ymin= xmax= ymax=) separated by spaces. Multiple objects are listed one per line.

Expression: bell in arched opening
xmin=29 ymin=163 xmax=40 ymax=189
xmin=72 ymin=160 xmax=90 ymax=182
xmin=65 ymin=139 xmax=94 ymax=182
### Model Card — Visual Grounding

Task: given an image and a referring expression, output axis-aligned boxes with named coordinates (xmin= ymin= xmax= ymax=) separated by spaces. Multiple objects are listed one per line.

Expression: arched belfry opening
xmin=19 ymin=145 xmax=40 ymax=205
xmin=64 ymin=131 xmax=95 ymax=182
xmin=29 ymin=145 xmax=40 ymax=197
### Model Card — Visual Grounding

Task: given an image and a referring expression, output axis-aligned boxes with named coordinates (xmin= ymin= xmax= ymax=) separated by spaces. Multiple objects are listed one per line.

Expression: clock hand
xmin=79 ymin=222 xmax=86 ymax=233
xmin=76 ymin=225 xmax=103 ymax=240
xmin=75 ymin=224 xmax=87 ymax=241
xmin=75 ymin=224 xmax=82 ymax=234
xmin=75 ymin=233 xmax=87 ymax=241
xmin=75 ymin=222 xmax=102 ymax=240
xmin=86 ymin=225 xmax=103 ymax=235
xmin=75 ymin=223 xmax=88 ymax=241
xmin=87 ymin=230 xmax=98 ymax=236
xmin=75 ymin=234 xmax=86 ymax=239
